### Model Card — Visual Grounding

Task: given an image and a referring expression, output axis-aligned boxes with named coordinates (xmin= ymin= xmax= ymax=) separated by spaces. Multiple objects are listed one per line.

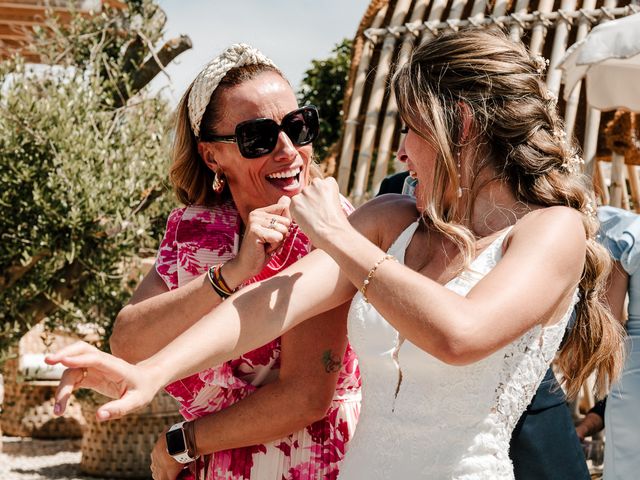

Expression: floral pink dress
xmin=155 ymin=199 xmax=361 ymax=480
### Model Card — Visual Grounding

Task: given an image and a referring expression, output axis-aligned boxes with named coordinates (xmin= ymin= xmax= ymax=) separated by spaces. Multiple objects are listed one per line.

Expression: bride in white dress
xmin=48 ymin=29 xmax=624 ymax=479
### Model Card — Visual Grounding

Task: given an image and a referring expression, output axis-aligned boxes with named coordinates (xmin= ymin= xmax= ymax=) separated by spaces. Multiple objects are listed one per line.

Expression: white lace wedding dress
xmin=338 ymin=221 xmax=577 ymax=479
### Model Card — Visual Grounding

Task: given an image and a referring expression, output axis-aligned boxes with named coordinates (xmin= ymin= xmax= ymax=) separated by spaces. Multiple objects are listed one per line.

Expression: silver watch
xmin=165 ymin=421 xmax=197 ymax=464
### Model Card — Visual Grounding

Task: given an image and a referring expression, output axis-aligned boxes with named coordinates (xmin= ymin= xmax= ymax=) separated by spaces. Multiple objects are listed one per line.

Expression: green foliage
xmin=0 ymin=1 xmax=176 ymax=359
xmin=298 ymin=39 xmax=352 ymax=163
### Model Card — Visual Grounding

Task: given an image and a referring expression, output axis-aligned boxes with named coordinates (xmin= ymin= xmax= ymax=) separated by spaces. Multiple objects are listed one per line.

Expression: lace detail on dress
xmin=340 ymin=223 xmax=578 ymax=479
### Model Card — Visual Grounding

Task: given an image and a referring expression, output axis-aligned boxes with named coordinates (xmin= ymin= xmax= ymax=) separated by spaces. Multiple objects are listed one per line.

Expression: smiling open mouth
xmin=266 ymin=167 xmax=302 ymax=190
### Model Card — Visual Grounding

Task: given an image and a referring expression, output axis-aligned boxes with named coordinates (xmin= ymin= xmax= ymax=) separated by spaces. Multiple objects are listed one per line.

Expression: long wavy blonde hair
xmin=393 ymin=28 xmax=624 ymax=399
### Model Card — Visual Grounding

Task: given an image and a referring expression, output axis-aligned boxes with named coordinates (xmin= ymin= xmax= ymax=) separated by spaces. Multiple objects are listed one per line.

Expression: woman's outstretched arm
xmin=144 ymin=246 xmax=356 ymax=380
xmin=46 ymin=244 xmax=359 ymax=420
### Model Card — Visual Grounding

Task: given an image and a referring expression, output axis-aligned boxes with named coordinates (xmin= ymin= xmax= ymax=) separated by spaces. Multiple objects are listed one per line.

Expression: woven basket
xmin=0 ymin=356 xmax=85 ymax=438
xmin=79 ymin=390 xmax=182 ymax=479
xmin=0 ymin=374 xmax=3 ymax=452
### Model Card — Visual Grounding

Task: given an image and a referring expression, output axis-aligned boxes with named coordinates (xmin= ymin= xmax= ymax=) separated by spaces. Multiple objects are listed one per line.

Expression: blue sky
xmin=150 ymin=0 xmax=371 ymax=104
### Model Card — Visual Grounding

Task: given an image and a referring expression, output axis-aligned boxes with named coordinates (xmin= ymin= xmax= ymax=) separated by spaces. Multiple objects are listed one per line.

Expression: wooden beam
xmin=0 ymin=34 xmax=30 ymax=47
xmin=0 ymin=34 xmax=34 ymax=59
xmin=0 ymin=49 xmax=41 ymax=61
xmin=0 ymin=18 xmax=40 ymax=28
xmin=0 ymin=3 xmax=73 ymax=19
xmin=0 ymin=23 xmax=37 ymax=37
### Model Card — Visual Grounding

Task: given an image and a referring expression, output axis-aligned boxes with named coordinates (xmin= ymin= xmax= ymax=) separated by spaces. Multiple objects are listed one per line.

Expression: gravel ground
xmin=0 ymin=437 xmax=114 ymax=480
xmin=0 ymin=436 xmax=603 ymax=480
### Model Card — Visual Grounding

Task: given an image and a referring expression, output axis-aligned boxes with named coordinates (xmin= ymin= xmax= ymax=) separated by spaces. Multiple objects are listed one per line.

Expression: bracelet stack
xmin=360 ymin=254 xmax=396 ymax=303
xmin=207 ymin=264 xmax=236 ymax=299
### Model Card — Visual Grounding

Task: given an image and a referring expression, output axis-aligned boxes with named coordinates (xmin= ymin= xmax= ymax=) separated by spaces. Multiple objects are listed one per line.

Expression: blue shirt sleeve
xmin=597 ymin=206 xmax=640 ymax=276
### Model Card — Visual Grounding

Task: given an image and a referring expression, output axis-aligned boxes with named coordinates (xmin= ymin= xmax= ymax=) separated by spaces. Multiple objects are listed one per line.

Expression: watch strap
xmin=167 ymin=421 xmax=198 ymax=464
xmin=184 ymin=419 xmax=199 ymax=459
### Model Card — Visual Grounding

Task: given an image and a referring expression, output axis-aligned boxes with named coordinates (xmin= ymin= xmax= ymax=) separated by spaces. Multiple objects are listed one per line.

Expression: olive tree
xmin=0 ymin=0 xmax=189 ymax=359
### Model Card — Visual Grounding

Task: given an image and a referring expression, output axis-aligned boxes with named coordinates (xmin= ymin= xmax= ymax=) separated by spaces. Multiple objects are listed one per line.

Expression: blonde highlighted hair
xmin=393 ymin=28 xmax=624 ymax=399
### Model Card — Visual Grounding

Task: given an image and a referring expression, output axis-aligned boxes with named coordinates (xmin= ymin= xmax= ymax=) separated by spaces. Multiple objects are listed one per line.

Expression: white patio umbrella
xmin=560 ymin=12 xmax=640 ymax=112
xmin=558 ymin=11 xmax=640 ymax=208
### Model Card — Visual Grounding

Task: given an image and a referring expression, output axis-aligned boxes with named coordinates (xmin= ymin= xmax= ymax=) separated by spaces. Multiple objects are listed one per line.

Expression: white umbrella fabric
xmin=559 ymin=12 xmax=640 ymax=112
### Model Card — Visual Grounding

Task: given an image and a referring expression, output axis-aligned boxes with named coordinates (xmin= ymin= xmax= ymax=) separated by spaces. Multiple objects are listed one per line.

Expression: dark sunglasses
xmin=202 ymin=106 xmax=319 ymax=159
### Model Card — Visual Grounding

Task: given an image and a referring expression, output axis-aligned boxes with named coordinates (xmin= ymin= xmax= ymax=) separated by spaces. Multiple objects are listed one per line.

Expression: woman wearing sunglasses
xmin=48 ymin=30 xmax=624 ymax=478
xmin=105 ymin=44 xmax=360 ymax=480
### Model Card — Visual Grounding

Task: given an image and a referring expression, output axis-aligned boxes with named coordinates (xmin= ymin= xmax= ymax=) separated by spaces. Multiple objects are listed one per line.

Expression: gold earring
xmin=212 ymin=171 xmax=226 ymax=194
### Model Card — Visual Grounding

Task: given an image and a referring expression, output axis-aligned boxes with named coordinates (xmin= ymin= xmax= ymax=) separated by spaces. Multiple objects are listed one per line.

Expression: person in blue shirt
xmin=594 ymin=206 xmax=640 ymax=480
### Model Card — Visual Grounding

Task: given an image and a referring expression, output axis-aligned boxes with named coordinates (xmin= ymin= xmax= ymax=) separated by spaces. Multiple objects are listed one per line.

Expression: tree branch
xmin=11 ymin=260 xmax=87 ymax=341
xmin=130 ymin=34 xmax=192 ymax=94
xmin=1 ymin=250 xmax=51 ymax=292
xmin=130 ymin=185 xmax=165 ymax=217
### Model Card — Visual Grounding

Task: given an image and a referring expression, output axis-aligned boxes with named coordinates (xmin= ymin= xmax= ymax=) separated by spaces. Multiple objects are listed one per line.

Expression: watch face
xmin=166 ymin=428 xmax=187 ymax=455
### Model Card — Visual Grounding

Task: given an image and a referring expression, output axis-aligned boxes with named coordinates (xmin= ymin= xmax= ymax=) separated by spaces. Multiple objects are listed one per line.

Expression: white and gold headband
xmin=187 ymin=43 xmax=277 ymax=138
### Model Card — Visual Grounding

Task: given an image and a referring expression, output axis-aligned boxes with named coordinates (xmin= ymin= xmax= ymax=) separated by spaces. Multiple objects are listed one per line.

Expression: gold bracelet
xmin=360 ymin=254 xmax=395 ymax=303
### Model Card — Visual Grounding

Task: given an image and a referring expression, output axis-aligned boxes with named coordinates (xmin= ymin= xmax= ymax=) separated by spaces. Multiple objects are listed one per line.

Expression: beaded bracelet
xmin=360 ymin=254 xmax=395 ymax=303
xmin=207 ymin=264 xmax=235 ymax=299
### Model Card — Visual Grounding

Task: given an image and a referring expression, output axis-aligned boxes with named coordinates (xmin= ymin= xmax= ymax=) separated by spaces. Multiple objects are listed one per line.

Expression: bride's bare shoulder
xmin=349 ymin=194 xmax=421 ymax=251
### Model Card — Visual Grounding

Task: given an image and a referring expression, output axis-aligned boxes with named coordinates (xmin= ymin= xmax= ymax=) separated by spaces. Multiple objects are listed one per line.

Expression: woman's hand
xmin=290 ymin=177 xmax=352 ymax=250
xmin=150 ymin=429 xmax=186 ymax=480
xmin=45 ymin=341 xmax=163 ymax=421
xmin=575 ymin=412 xmax=604 ymax=441
xmin=223 ymin=197 xmax=292 ymax=288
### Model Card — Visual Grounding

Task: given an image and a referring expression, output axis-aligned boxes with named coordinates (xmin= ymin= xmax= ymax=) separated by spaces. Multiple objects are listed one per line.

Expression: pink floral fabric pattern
xmin=155 ymin=199 xmax=361 ymax=480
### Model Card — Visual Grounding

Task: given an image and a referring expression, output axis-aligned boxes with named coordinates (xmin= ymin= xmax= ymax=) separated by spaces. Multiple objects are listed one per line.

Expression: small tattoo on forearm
xmin=322 ymin=350 xmax=341 ymax=373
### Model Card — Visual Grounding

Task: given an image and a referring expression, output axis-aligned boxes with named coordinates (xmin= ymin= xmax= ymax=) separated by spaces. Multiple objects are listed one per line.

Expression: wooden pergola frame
xmin=336 ymin=0 xmax=640 ymax=209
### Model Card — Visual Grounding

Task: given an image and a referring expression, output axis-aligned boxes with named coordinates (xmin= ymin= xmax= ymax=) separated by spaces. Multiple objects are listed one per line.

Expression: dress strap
xmin=387 ymin=221 xmax=420 ymax=264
